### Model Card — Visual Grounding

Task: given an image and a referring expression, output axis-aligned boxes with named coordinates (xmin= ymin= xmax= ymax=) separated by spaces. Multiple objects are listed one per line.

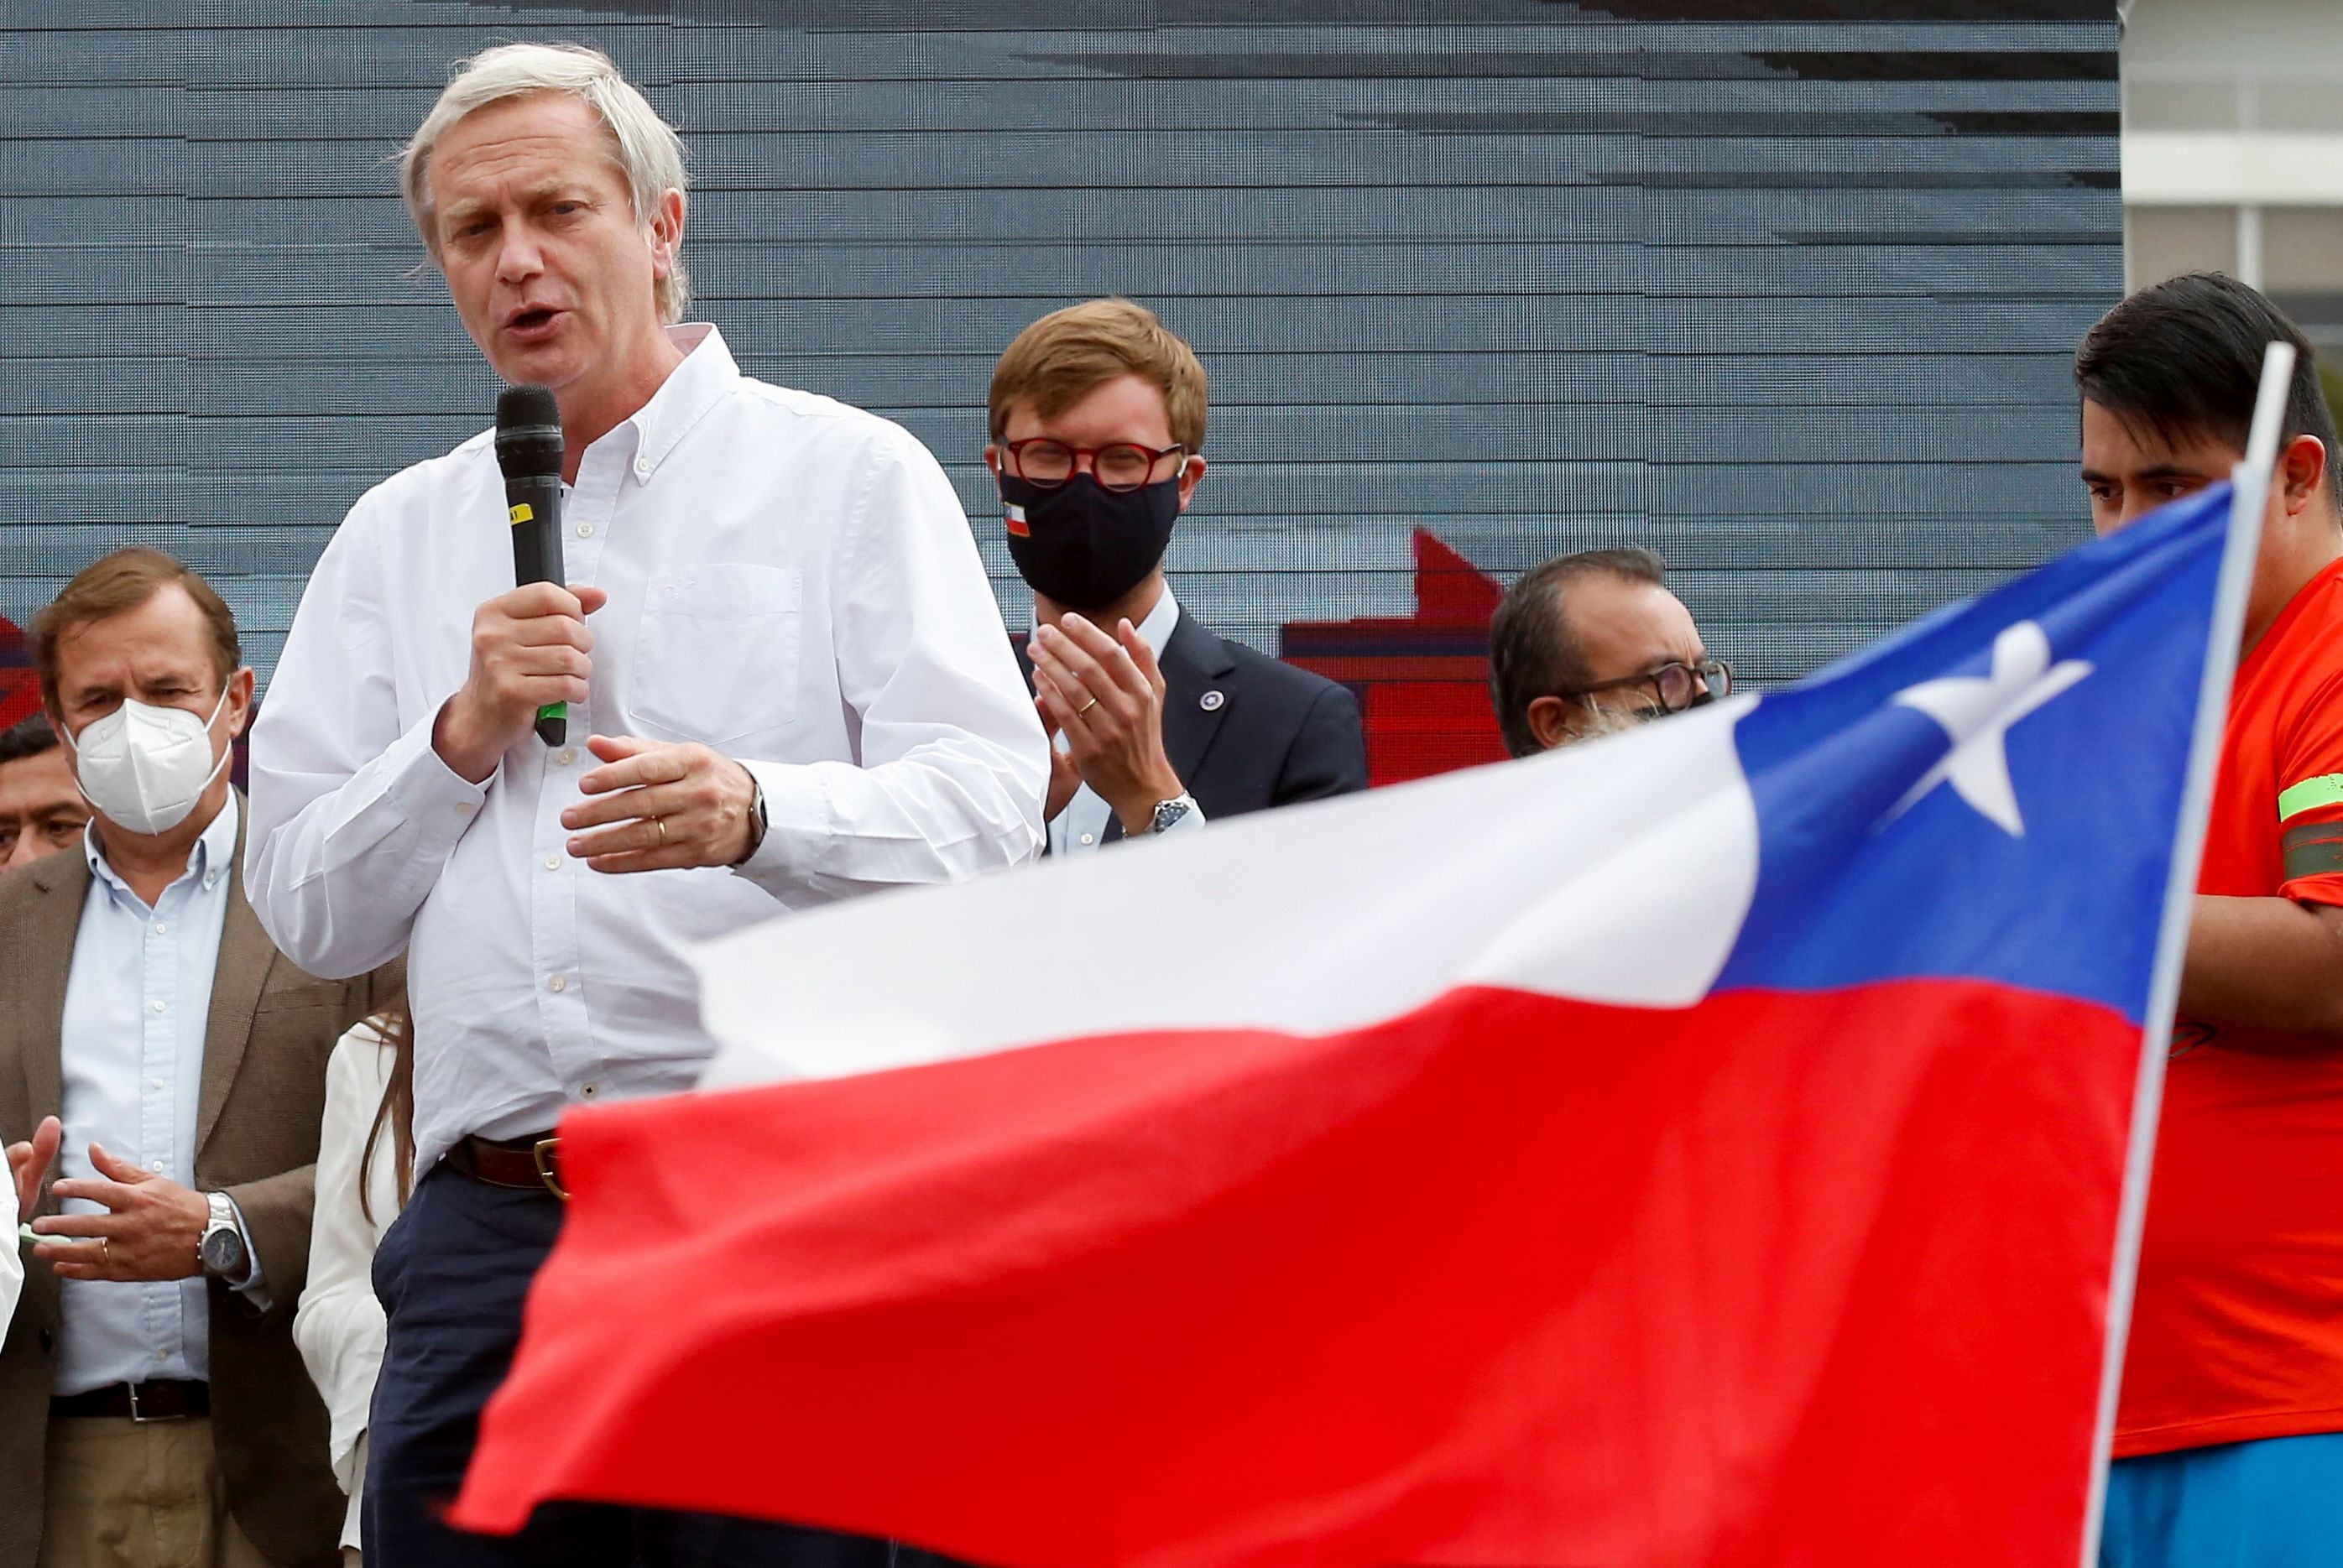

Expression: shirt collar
xmin=1029 ymin=586 xmax=1182 ymax=656
xmin=1133 ymin=583 xmax=1181 ymax=658
xmin=609 ymin=323 xmax=738 ymax=487
xmin=86 ymin=790 xmax=239 ymax=899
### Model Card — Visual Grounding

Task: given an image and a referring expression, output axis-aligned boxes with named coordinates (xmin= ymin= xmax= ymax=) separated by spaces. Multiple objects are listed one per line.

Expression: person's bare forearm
xmin=2180 ymin=893 xmax=2343 ymax=1041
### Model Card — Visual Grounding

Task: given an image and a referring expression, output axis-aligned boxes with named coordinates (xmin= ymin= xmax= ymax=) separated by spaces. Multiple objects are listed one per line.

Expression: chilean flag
xmin=456 ymin=484 xmax=2247 ymax=1566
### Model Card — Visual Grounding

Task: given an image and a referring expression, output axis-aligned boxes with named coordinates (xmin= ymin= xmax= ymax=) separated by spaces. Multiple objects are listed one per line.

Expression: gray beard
xmin=1563 ymin=704 xmax=1655 ymax=746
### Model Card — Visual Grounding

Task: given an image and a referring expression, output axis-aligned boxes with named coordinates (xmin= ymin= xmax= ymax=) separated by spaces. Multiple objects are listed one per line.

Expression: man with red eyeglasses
xmin=986 ymin=299 xmax=1367 ymax=852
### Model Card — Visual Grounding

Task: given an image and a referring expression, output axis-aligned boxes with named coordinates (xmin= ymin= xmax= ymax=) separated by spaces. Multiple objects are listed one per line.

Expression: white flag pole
xmin=2078 ymin=340 xmax=2294 ymax=1567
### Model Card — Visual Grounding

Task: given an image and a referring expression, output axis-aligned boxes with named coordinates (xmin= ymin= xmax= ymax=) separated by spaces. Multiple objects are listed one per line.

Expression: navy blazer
xmin=1020 ymin=608 xmax=1370 ymax=846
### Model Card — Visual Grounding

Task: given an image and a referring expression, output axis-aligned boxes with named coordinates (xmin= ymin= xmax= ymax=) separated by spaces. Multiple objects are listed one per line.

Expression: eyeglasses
xmin=1563 ymin=658 xmax=1733 ymax=716
xmin=1003 ymin=438 xmax=1187 ymax=493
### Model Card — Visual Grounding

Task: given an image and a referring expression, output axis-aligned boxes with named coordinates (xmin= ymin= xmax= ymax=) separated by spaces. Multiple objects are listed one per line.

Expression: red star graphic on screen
xmin=1281 ymin=529 xmax=1509 ymax=786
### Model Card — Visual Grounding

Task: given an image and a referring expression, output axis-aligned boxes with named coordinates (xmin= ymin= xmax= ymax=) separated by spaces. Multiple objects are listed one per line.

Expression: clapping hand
xmin=7 ymin=1116 xmax=60 ymax=1230
xmin=29 ymin=1143 xmax=208 ymax=1282
xmin=1030 ymin=614 xmax=1185 ymax=837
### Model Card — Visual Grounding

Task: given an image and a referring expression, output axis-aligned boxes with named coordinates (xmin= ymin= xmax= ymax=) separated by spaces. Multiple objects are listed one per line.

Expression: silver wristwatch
xmin=198 ymin=1191 xmax=248 ymax=1279
xmin=1146 ymin=793 xmax=1199 ymax=836
xmin=729 ymin=775 xmax=769 ymax=867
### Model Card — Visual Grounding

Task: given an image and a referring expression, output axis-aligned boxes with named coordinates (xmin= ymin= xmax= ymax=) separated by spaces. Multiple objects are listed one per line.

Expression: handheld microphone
xmin=494 ymin=384 xmax=568 ymax=748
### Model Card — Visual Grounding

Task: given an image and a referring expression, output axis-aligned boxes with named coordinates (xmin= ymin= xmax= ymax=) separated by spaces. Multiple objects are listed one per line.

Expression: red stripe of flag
xmin=457 ymin=977 xmax=2133 ymax=1566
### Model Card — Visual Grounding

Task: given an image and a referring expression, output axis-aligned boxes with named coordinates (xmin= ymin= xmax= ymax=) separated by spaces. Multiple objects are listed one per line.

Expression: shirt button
xmin=577 ymin=522 xmax=595 ymax=538
xmin=556 ymin=749 xmax=577 ymax=767
xmin=580 ymin=1082 xmax=601 ymax=1100
xmin=151 ymin=999 xmax=166 ymax=1013
xmin=149 ymin=1159 xmax=165 ymax=1173
xmin=548 ymin=975 xmax=567 ymax=993
xmin=149 ymin=1078 xmax=164 ymax=1091
xmin=544 ymin=856 xmax=561 ymax=871
xmin=456 ymin=802 xmax=476 ymax=816
xmin=154 ymin=1348 xmax=169 ymax=1363
xmin=152 ymin=921 xmax=167 ymax=935
xmin=633 ymin=456 xmax=652 ymax=477
xmin=1079 ymin=832 xmax=1095 ymax=846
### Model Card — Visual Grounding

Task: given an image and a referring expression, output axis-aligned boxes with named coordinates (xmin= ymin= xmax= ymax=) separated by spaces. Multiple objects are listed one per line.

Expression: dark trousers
xmin=366 ymin=1162 xmax=897 ymax=1568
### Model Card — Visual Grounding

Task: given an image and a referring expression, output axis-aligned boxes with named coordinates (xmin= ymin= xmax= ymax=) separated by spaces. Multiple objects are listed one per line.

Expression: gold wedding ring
xmin=1078 ymin=697 xmax=1099 ymax=716
xmin=99 ymin=1237 xmax=111 ymax=1263
xmin=655 ymin=817 xmax=669 ymax=847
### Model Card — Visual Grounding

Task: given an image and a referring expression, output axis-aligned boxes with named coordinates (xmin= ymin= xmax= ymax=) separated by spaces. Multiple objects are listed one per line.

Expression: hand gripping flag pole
xmin=2077 ymin=340 xmax=2294 ymax=1568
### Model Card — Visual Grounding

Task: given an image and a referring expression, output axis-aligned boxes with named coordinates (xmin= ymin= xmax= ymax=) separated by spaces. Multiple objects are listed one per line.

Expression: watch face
xmin=199 ymin=1227 xmax=246 ymax=1274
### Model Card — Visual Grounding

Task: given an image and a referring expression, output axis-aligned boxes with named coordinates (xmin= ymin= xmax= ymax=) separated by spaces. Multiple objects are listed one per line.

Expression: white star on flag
xmin=1882 ymin=620 xmax=2093 ymax=836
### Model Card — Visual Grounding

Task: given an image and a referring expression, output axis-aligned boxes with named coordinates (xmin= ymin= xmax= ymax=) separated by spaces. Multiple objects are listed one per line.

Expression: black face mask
xmin=999 ymin=472 xmax=1179 ymax=611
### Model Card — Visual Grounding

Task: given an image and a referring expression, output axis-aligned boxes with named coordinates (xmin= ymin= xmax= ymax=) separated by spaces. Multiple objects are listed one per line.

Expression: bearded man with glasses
xmin=987 ymin=300 xmax=1368 ymax=852
xmin=1486 ymin=547 xmax=1729 ymax=754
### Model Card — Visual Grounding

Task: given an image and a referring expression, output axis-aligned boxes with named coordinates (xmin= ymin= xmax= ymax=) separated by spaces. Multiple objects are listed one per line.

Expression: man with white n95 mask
xmin=1 ymin=547 xmax=400 ymax=1568
xmin=242 ymin=39 xmax=1046 ymax=1568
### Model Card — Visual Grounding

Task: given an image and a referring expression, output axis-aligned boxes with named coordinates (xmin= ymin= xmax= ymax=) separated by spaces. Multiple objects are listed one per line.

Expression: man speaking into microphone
xmin=243 ymin=41 xmax=1045 ymax=1568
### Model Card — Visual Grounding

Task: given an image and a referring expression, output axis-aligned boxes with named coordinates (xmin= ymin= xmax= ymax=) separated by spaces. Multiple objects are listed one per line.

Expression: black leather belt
xmin=446 ymin=1131 xmax=567 ymax=1199
xmin=52 ymin=1379 xmax=209 ymax=1421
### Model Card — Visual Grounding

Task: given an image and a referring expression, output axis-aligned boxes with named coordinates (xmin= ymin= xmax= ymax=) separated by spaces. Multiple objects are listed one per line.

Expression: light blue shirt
xmin=54 ymin=793 xmax=260 ymax=1395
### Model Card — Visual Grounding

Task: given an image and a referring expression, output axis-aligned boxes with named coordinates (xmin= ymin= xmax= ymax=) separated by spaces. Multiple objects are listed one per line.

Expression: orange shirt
xmin=2116 ymin=554 xmax=2343 ymax=1458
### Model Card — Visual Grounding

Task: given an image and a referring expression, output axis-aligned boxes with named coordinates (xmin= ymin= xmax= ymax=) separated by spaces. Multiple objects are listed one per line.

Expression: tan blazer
xmin=0 ymin=802 xmax=402 ymax=1568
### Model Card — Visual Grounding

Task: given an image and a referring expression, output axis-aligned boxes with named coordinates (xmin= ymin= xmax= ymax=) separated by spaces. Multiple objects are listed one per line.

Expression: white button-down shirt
xmin=55 ymin=794 xmax=258 ymax=1394
xmin=1046 ymin=586 xmax=1207 ymax=856
xmin=246 ymin=326 xmax=1046 ymax=1171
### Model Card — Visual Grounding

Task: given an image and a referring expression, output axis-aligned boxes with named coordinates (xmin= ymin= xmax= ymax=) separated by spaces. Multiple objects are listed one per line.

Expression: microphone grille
xmin=495 ymin=384 xmax=562 ymax=479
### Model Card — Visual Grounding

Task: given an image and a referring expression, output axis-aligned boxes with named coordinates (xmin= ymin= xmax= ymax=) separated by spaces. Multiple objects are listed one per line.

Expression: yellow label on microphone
xmin=509 ymin=503 xmax=535 ymax=525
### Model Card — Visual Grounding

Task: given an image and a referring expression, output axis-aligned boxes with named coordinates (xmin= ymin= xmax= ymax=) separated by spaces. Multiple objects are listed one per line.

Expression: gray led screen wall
xmin=0 ymin=0 xmax=2120 ymax=784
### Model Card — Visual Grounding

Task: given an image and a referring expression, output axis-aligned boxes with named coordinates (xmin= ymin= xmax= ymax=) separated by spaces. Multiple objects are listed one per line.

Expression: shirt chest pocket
xmin=629 ymin=565 xmax=804 ymax=748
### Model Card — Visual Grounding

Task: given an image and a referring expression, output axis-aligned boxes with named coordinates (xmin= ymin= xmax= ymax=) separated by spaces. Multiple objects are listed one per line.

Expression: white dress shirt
xmin=247 ymin=325 xmax=1047 ymax=1171
xmin=1046 ymin=586 xmax=1207 ymax=857
xmin=55 ymin=794 xmax=264 ymax=1395
xmin=292 ymin=1019 xmax=399 ymax=1552
xmin=2 ymin=1167 xmax=20 ymax=1343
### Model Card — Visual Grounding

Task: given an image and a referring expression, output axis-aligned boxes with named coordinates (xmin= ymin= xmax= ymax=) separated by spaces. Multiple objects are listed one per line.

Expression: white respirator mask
xmin=67 ymin=689 xmax=233 ymax=836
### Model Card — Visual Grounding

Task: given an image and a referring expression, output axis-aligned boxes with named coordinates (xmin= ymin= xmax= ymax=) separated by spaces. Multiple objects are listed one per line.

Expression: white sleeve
xmin=292 ymin=1025 xmax=394 ymax=1498
xmin=1 ymin=1166 xmax=21 ymax=1341
xmin=245 ymin=497 xmax=492 ymax=978
xmin=733 ymin=430 xmax=1048 ymax=904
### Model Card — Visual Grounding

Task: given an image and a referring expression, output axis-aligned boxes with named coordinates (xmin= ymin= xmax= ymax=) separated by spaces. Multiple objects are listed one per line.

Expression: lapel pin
xmin=1200 ymin=690 xmax=1225 ymax=711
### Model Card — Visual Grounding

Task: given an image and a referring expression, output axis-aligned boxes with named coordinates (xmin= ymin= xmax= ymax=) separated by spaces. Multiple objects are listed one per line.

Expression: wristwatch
xmin=1145 ymin=793 xmax=1199 ymax=836
xmin=729 ymin=774 xmax=769 ymax=867
xmin=198 ymin=1191 xmax=248 ymax=1279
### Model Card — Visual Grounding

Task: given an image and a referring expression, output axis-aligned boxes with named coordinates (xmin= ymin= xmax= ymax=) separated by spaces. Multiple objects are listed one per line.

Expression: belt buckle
xmin=532 ymin=1138 xmax=568 ymax=1201
xmin=126 ymin=1383 xmax=183 ymax=1424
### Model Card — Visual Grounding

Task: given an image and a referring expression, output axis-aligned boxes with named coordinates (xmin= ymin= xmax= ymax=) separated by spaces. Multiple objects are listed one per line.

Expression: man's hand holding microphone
xmin=431 ymin=580 xmax=603 ymax=784
xmin=431 ymin=383 xmax=764 ymax=874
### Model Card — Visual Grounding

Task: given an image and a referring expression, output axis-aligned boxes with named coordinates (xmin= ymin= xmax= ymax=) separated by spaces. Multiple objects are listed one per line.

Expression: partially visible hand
xmin=33 ymin=1143 xmax=207 ymax=1282
xmin=434 ymin=582 xmax=610 ymax=784
xmin=1031 ymin=615 xmax=1184 ymax=836
xmin=7 ymin=1115 xmax=60 ymax=1222
xmin=1037 ymin=700 xmax=1082 ymax=824
xmin=562 ymin=734 xmax=759 ymax=873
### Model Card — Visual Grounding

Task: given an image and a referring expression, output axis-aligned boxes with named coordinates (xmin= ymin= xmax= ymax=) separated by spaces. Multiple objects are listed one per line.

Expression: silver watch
xmin=1146 ymin=793 xmax=1199 ymax=836
xmin=729 ymin=774 xmax=769 ymax=867
xmin=198 ymin=1191 xmax=248 ymax=1279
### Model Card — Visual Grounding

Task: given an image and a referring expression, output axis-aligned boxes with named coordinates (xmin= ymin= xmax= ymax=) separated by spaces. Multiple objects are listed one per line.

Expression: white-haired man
xmin=245 ymin=42 xmax=1046 ymax=1568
